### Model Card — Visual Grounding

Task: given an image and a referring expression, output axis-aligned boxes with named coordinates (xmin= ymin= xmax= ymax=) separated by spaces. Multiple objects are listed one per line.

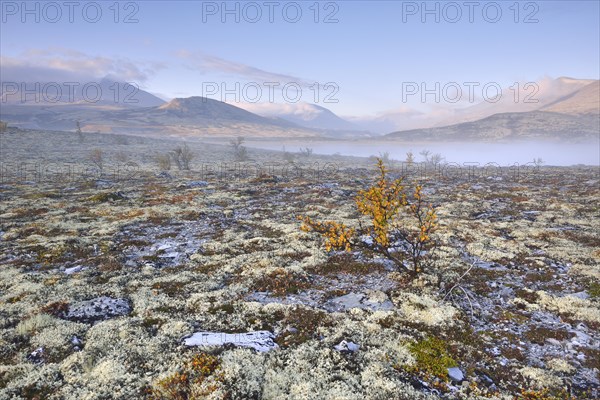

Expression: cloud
xmin=176 ymin=50 xmax=315 ymax=87
xmin=0 ymin=48 xmax=164 ymax=84
xmin=237 ymin=101 xmax=323 ymax=118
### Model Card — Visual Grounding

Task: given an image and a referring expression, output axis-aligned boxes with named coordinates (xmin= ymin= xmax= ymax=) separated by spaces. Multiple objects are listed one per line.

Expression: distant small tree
xmin=379 ymin=151 xmax=390 ymax=164
xmin=283 ymin=151 xmax=295 ymax=164
xmin=89 ymin=149 xmax=104 ymax=174
xmin=230 ymin=137 xmax=249 ymax=162
xmin=419 ymin=150 xmax=430 ymax=163
xmin=429 ymin=153 xmax=445 ymax=166
xmin=299 ymin=147 xmax=313 ymax=157
xmin=406 ymin=151 xmax=414 ymax=166
xmin=171 ymin=143 xmax=194 ymax=170
xmin=156 ymin=153 xmax=172 ymax=171
xmin=76 ymin=121 xmax=83 ymax=142
xmin=533 ymin=157 xmax=544 ymax=167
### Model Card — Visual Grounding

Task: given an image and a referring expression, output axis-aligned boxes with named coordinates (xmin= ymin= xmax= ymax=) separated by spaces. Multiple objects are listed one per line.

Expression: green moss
xmin=408 ymin=336 xmax=457 ymax=379
xmin=208 ymin=303 xmax=235 ymax=315
xmin=586 ymin=281 xmax=600 ymax=299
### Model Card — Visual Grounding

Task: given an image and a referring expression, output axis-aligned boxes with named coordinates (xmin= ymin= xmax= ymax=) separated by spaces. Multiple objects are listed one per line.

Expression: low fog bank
xmin=243 ymin=139 xmax=600 ymax=167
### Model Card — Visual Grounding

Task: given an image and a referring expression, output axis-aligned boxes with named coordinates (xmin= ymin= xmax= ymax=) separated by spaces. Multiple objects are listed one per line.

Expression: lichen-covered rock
xmin=184 ymin=330 xmax=278 ymax=352
xmin=65 ymin=296 xmax=131 ymax=323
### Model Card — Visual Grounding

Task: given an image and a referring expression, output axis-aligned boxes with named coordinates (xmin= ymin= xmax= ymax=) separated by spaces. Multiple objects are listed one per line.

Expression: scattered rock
xmin=334 ymin=340 xmax=360 ymax=353
xmin=448 ymin=367 xmax=464 ymax=382
xmin=27 ymin=347 xmax=45 ymax=365
xmin=324 ymin=291 xmax=394 ymax=312
xmin=65 ymin=296 xmax=131 ymax=323
xmin=156 ymin=171 xmax=173 ymax=179
xmin=184 ymin=330 xmax=278 ymax=353
xmin=95 ymin=179 xmax=114 ymax=188
xmin=178 ymin=180 xmax=208 ymax=189
xmin=545 ymin=338 xmax=562 ymax=347
xmin=64 ymin=265 xmax=84 ymax=275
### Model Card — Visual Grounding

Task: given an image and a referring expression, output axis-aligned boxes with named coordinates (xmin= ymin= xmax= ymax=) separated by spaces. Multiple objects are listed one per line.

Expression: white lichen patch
xmin=394 ymin=292 xmax=458 ymax=327
xmin=519 ymin=366 xmax=562 ymax=389
xmin=547 ymin=358 xmax=575 ymax=374
xmin=536 ymin=291 xmax=600 ymax=324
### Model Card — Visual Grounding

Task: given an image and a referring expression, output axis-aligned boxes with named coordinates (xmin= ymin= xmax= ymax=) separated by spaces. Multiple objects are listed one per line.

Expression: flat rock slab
xmin=448 ymin=367 xmax=464 ymax=382
xmin=324 ymin=292 xmax=394 ymax=312
xmin=65 ymin=296 xmax=131 ymax=323
xmin=184 ymin=331 xmax=278 ymax=353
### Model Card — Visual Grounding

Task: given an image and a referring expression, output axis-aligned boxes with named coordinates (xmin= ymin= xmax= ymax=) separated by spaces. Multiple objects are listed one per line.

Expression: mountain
xmin=351 ymin=77 xmax=598 ymax=134
xmin=238 ymin=102 xmax=370 ymax=137
xmin=384 ymin=111 xmax=599 ymax=142
xmin=0 ymin=96 xmax=322 ymax=138
xmin=383 ymin=77 xmax=599 ymax=142
xmin=0 ymin=78 xmax=166 ymax=108
xmin=540 ymin=80 xmax=600 ymax=115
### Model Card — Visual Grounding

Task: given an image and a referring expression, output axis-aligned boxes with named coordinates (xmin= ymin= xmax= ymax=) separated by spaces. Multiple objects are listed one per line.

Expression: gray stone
xmin=65 ymin=296 xmax=131 ymax=323
xmin=324 ymin=292 xmax=394 ymax=312
xmin=184 ymin=330 xmax=277 ymax=353
xmin=334 ymin=340 xmax=360 ymax=353
xmin=448 ymin=367 xmax=464 ymax=382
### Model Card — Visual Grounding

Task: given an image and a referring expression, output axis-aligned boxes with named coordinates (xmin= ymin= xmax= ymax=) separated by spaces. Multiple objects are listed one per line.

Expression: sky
xmin=1 ymin=0 xmax=599 ymax=117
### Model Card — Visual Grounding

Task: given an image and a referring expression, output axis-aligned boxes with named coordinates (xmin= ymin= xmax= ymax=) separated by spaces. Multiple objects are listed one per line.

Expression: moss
xmin=275 ymin=306 xmax=331 ymax=348
xmin=151 ymin=281 xmax=187 ymax=297
xmin=252 ymin=268 xmax=310 ymax=297
xmin=208 ymin=303 xmax=235 ymax=315
xmin=515 ymin=288 xmax=540 ymax=304
xmin=148 ymin=352 xmax=222 ymax=399
xmin=21 ymin=383 xmax=57 ymax=399
xmin=308 ymin=252 xmax=384 ymax=275
xmin=586 ymin=281 xmax=600 ymax=298
xmin=87 ymin=192 xmax=127 ymax=202
xmin=578 ymin=346 xmax=600 ymax=370
xmin=24 ymin=191 xmax=60 ymax=200
xmin=141 ymin=317 xmax=164 ymax=335
xmin=524 ymin=326 xmax=575 ymax=345
xmin=408 ymin=336 xmax=457 ymax=380
xmin=40 ymin=301 xmax=70 ymax=318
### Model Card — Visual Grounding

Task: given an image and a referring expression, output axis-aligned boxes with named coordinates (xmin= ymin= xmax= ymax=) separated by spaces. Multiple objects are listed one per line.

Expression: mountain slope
xmin=384 ymin=111 xmax=599 ymax=142
xmin=238 ymin=102 xmax=368 ymax=136
xmin=0 ymin=96 xmax=322 ymax=138
xmin=541 ymin=80 xmax=600 ymax=115
xmin=0 ymin=78 xmax=166 ymax=108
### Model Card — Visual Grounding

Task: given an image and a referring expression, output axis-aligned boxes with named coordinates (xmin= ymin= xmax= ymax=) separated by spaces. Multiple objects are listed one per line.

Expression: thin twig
xmin=458 ymin=285 xmax=475 ymax=317
xmin=442 ymin=262 xmax=475 ymax=300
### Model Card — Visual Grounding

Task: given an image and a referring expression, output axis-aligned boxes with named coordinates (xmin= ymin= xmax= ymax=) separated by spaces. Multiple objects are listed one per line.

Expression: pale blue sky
xmin=1 ymin=0 xmax=599 ymax=116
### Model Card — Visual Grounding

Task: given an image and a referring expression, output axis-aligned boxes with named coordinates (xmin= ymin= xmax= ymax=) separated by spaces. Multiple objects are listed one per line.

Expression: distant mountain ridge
xmin=0 ymin=95 xmax=322 ymax=138
xmin=540 ymin=80 xmax=600 ymax=115
xmin=1 ymin=77 xmax=598 ymax=141
xmin=385 ymin=111 xmax=599 ymax=142
xmin=237 ymin=102 xmax=370 ymax=137
xmin=384 ymin=78 xmax=599 ymax=141
xmin=0 ymin=78 xmax=166 ymax=108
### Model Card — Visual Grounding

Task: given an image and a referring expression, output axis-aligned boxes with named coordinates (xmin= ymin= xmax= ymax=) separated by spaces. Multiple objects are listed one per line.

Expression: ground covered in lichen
xmin=0 ymin=130 xmax=599 ymax=399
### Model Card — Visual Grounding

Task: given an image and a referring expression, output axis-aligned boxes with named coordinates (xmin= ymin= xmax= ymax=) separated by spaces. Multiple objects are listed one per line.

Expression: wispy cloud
xmin=1 ymin=48 xmax=165 ymax=84
xmin=176 ymin=50 xmax=315 ymax=87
